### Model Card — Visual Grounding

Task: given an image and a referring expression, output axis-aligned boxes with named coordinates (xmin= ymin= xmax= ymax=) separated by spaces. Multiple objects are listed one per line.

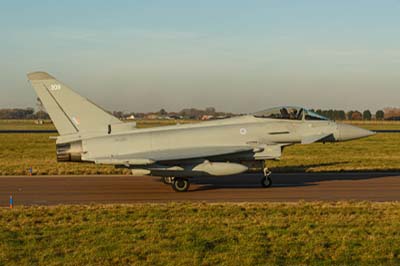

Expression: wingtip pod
xmin=27 ymin=71 xmax=55 ymax=81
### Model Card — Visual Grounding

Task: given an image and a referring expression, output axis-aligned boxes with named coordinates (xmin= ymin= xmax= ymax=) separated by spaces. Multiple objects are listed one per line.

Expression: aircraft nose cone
xmin=336 ymin=124 xmax=375 ymax=141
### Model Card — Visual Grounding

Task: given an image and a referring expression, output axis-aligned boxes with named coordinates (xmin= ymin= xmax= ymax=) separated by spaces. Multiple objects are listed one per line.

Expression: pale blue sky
xmin=1 ymin=1 xmax=399 ymax=112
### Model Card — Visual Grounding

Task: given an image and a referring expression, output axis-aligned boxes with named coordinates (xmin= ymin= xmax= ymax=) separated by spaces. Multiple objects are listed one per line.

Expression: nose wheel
xmin=261 ymin=166 xmax=272 ymax=188
xmin=261 ymin=175 xmax=272 ymax=188
xmin=171 ymin=177 xmax=190 ymax=192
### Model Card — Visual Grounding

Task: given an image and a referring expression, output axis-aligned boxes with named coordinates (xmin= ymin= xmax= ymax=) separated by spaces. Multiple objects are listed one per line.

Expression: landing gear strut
xmin=161 ymin=176 xmax=173 ymax=185
xmin=171 ymin=177 xmax=190 ymax=192
xmin=261 ymin=164 xmax=272 ymax=188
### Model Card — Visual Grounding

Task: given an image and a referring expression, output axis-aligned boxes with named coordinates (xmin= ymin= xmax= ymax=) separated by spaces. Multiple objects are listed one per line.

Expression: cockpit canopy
xmin=253 ymin=106 xmax=329 ymax=121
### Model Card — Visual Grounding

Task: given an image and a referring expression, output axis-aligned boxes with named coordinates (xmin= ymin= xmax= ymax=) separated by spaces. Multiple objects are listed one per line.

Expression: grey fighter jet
xmin=28 ymin=72 xmax=375 ymax=192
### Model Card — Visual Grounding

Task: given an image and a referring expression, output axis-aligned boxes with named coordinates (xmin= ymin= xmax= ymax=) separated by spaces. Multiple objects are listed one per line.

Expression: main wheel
xmin=161 ymin=176 xmax=173 ymax=185
xmin=261 ymin=176 xmax=272 ymax=188
xmin=172 ymin=178 xmax=190 ymax=192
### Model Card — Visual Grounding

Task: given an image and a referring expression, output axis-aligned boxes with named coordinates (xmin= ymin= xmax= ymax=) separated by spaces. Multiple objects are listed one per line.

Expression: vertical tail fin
xmin=27 ymin=71 xmax=121 ymax=135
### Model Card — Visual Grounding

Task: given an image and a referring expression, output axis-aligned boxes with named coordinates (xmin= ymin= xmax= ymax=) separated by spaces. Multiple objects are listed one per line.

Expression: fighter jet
xmin=27 ymin=71 xmax=375 ymax=192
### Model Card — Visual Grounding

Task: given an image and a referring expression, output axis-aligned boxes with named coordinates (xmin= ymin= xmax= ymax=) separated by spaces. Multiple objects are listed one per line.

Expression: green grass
xmin=1 ymin=202 xmax=400 ymax=266
xmin=0 ymin=120 xmax=55 ymax=130
xmin=343 ymin=120 xmax=400 ymax=130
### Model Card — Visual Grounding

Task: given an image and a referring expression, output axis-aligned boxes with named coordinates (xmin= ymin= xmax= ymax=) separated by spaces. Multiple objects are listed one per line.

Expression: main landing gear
xmin=171 ymin=178 xmax=190 ymax=192
xmin=161 ymin=176 xmax=190 ymax=192
xmin=161 ymin=176 xmax=173 ymax=185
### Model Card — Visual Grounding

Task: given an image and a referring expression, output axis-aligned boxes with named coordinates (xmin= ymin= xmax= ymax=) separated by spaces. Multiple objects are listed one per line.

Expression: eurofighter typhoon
xmin=28 ymin=72 xmax=375 ymax=192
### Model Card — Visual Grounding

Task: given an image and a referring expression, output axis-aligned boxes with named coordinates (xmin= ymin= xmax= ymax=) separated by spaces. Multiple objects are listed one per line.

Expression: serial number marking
xmin=50 ymin=84 xmax=61 ymax=91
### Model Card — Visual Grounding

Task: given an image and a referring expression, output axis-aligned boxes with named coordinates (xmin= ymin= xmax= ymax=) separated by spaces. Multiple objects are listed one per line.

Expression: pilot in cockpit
xmin=280 ymin=108 xmax=289 ymax=119
xmin=289 ymin=109 xmax=298 ymax=119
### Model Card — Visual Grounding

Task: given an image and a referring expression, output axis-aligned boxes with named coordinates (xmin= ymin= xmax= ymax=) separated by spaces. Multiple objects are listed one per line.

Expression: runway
xmin=1 ymin=172 xmax=400 ymax=205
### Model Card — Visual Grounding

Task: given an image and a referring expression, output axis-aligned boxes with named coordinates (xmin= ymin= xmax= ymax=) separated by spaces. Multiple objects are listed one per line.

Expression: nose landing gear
xmin=261 ymin=165 xmax=272 ymax=188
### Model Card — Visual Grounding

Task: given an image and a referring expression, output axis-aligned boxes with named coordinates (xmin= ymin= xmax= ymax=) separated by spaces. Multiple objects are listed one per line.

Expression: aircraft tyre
xmin=261 ymin=176 xmax=272 ymax=188
xmin=161 ymin=176 xmax=173 ymax=185
xmin=172 ymin=178 xmax=190 ymax=192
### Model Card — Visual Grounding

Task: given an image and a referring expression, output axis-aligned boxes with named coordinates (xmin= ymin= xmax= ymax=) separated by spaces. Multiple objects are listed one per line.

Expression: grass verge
xmin=1 ymin=202 xmax=400 ymax=266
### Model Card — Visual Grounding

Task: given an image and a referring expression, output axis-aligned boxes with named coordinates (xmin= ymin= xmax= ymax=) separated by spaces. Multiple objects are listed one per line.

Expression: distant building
xmin=201 ymin=115 xmax=214 ymax=120
xmin=169 ymin=114 xmax=183 ymax=120
xmin=145 ymin=114 xmax=158 ymax=120
xmin=157 ymin=116 xmax=172 ymax=120
xmin=125 ymin=114 xmax=135 ymax=120
xmin=386 ymin=116 xmax=400 ymax=121
xmin=216 ymin=115 xmax=230 ymax=119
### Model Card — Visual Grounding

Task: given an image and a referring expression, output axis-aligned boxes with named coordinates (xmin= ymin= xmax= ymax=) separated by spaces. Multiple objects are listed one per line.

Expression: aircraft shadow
xmin=187 ymin=171 xmax=400 ymax=191
xmin=270 ymin=161 xmax=349 ymax=173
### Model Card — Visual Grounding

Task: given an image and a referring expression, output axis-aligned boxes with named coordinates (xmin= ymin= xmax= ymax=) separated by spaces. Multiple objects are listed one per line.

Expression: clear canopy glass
xmin=304 ymin=110 xmax=329 ymax=121
xmin=253 ymin=106 xmax=328 ymax=121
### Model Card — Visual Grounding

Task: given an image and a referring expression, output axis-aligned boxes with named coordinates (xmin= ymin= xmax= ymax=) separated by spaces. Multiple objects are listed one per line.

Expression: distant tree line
xmin=1 ymin=107 xmax=400 ymax=121
xmin=113 ymin=107 xmax=234 ymax=120
xmin=0 ymin=108 xmax=50 ymax=120
xmin=311 ymin=109 xmax=386 ymax=121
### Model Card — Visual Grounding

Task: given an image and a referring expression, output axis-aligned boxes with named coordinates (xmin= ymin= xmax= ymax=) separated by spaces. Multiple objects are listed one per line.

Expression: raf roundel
xmin=239 ymin=128 xmax=247 ymax=135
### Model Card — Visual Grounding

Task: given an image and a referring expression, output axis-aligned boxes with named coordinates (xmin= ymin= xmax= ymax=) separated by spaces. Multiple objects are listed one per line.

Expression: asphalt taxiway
xmin=1 ymin=172 xmax=400 ymax=205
